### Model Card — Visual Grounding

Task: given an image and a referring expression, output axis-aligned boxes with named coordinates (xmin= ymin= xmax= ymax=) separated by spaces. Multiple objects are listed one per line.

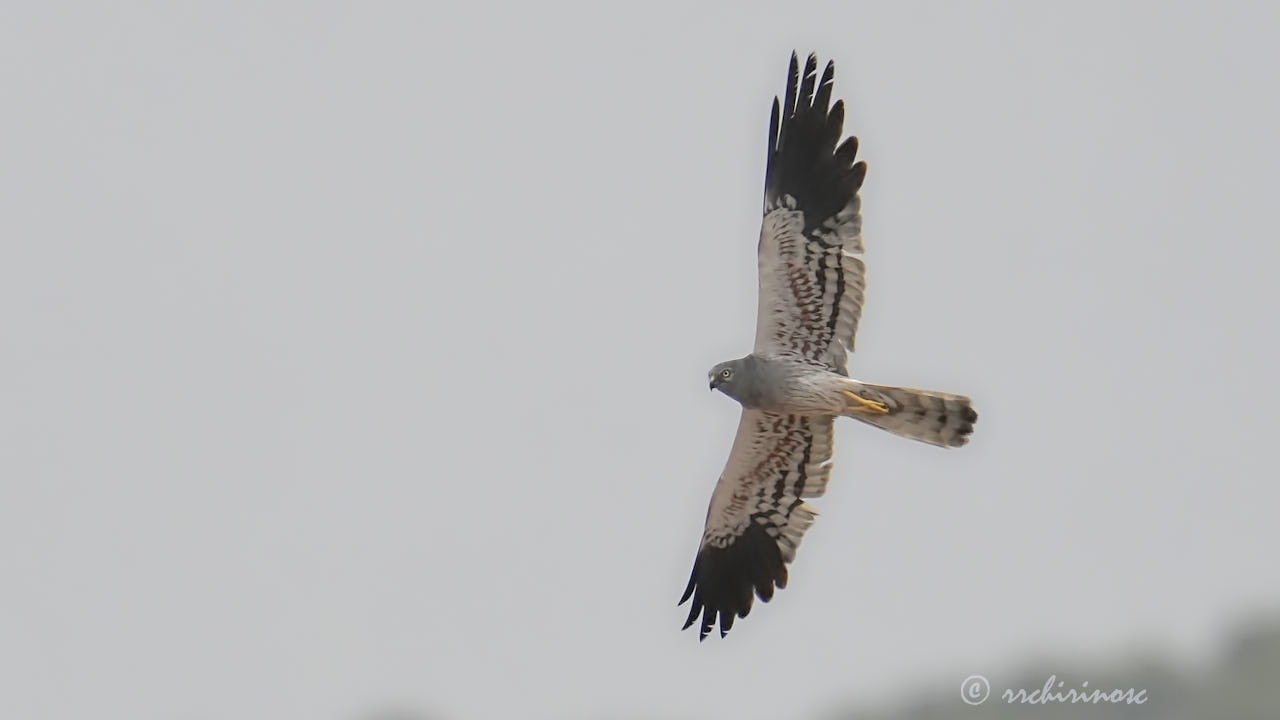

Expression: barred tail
xmin=844 ymin=383 xmax=977 ymax=448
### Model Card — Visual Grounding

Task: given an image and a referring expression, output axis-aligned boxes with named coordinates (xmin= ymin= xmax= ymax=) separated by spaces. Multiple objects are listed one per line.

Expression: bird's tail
xmin=842 ymin=383 xmax=976 ymax=448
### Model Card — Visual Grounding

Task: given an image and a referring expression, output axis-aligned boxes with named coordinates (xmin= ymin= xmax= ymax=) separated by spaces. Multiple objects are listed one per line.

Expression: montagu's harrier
xmin=680 ymin=53 xmax=977 ymax=640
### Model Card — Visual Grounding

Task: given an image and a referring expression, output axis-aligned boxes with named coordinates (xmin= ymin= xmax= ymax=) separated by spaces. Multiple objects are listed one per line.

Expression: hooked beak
xmin=709 ymin=378 xmax=718 ymax=391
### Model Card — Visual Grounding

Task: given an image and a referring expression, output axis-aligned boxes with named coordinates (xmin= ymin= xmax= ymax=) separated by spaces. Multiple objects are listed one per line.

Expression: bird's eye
xmin=721 ymin=369 xmax=732 ymax=379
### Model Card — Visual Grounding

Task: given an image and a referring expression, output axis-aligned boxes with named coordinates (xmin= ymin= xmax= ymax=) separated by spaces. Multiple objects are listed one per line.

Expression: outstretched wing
xmin=680 ymin=410 xmax=835 ymax=640
xmin=755 ymin=53 xmax=867 ymax=375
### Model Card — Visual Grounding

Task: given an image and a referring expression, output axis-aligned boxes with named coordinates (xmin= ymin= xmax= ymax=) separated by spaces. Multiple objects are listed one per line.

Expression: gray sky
xmin=3 ymin=2 xmax=1279 ymax=719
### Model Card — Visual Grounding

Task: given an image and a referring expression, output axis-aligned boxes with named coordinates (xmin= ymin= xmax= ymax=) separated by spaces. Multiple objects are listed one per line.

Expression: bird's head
xmin=708 ymin=357 xmax=754 ymax=402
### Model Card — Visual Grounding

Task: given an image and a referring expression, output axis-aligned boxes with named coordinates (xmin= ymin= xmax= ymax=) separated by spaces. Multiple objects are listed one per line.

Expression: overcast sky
xmin=3 ymin=2 xmax=1279 ymax=719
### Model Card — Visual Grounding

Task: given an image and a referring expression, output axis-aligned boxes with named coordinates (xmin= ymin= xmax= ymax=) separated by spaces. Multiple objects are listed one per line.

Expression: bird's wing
xmin=755 ymin=53 xmax=867 ymax=375
xmin=680 ymin=409 xmax=834 ymax=640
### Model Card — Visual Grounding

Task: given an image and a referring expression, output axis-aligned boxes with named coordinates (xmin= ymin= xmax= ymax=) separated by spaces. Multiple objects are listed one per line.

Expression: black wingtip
xmin=764 ymin=52 xmax=863 ymax=228
xmin=678 ymin=566 xmax=697 ymax=605
xmin=814 ymin=60 xmax=836 ymax=117
xmin=765 ymin=97 xmax=781 ymax=210
xmin=681 ymin=608 xmax=697 ymax=631
xmin=798 ymin=53 xmax=819 ymax=108
xmin=679 ymin=523 xmax=793 ymax=642
xmin=783 ymin=52 xmax=800 ymax=119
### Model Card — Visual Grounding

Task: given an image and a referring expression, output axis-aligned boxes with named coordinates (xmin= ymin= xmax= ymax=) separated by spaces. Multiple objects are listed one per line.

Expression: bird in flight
xmin=680 ymin=53 xmax=978 ymax=640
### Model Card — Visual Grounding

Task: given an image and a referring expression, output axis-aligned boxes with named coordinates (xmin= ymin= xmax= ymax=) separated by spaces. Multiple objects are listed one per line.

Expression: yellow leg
xmin=843 ymin=390 xmax=889 ymax=414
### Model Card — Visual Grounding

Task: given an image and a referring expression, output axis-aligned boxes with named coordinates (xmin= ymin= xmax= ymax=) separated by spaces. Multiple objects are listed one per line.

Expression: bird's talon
xmin=843 ymin=390 xmax=889 ymax=414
